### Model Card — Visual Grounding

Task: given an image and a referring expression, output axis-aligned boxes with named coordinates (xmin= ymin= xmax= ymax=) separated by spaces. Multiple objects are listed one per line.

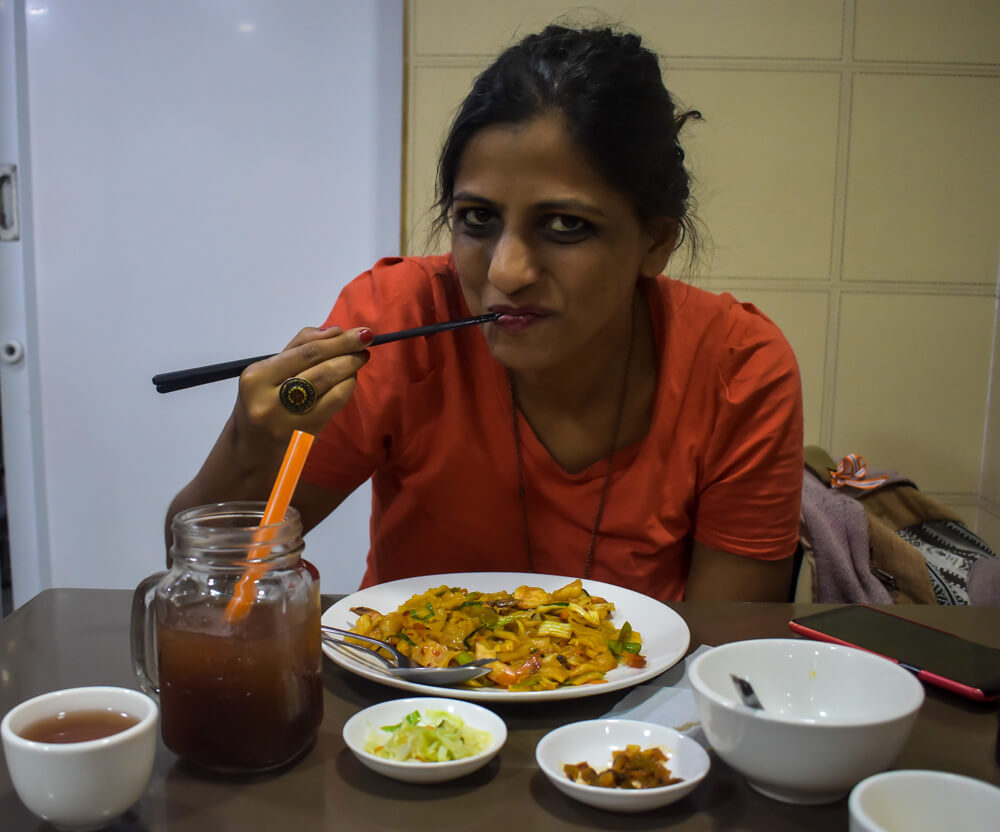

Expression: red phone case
xmin=788 ymin=616 xmax=999 ymax=703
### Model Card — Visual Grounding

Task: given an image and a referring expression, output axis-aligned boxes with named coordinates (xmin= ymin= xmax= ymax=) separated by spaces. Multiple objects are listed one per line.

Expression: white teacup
xmin=849 ymin=769 xmax=1000 ymax=832
xmin=1 ymin=685 xmax=158 ymax=831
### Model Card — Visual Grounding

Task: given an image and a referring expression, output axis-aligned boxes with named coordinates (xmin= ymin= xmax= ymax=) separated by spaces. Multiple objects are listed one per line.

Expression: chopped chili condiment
xmin=563 ymin=744 xmax=682 ymax=789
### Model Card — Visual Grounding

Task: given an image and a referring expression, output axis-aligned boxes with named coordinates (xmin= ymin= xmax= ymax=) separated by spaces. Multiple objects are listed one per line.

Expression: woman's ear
xmin=639 ymin=218 xmax=678 ymax=278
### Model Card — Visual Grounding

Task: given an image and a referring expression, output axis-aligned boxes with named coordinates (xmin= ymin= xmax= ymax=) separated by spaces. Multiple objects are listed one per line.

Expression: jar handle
xmin=130 ymin=571 xmax=166 ymax=700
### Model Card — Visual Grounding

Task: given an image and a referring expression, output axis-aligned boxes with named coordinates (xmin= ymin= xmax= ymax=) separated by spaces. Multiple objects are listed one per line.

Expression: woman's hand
xmin=232 ymin=325 xmax=373 ymax=449
xmin=165 ymin=323 xmax=375 ymax=548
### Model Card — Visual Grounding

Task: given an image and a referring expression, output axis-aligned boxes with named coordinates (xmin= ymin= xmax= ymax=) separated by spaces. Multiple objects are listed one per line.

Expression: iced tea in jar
xmin=131 ymin=502 xmax=322 ymax=773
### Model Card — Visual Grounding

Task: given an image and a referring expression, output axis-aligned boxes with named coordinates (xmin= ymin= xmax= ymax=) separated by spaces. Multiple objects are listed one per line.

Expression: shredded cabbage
xmin=364 ymin=710 xmax=491 ymax=762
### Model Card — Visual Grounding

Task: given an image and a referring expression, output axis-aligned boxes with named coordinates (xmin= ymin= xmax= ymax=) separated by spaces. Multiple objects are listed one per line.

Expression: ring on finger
xmin=278 ymin=377 xmax=317 ymax=414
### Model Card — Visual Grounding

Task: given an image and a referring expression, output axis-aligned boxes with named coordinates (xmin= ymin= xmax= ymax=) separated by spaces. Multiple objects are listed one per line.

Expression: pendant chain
xmin=507 ymin=315 xmax=635 ymax=579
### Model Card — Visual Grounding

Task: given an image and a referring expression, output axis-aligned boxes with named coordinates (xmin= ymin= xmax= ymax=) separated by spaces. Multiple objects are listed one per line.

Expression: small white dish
xmin=849 ymin=769 xmax=1000 ymax=831
xmin=342 ymin=696 xmax=506 ymax=784
xmin=535 ymin=719 xmax=710 ymax=813
xmin=1 ymin=686 xmax=158 ymax=831
xmin=688 ymin=639 xmax=924 ymax=805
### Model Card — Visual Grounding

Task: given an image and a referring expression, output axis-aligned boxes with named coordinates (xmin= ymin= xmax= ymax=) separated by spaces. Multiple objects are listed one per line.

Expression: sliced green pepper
xmin=462 ymin=625 xmax=485 ymax=650
xmin=536 ymin=603 xmax=570 ymax=612
xmin=494 ymin=611 xmax=528 ymax=628
xmin=409 ymin=601 xmax=435 ymax=621
xmin=609 ymin=621 xmax=638 ymax=656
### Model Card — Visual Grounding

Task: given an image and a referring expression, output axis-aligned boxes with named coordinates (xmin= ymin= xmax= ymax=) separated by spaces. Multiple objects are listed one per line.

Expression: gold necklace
xmin=507 ymin=316 xmax=635 ymax=579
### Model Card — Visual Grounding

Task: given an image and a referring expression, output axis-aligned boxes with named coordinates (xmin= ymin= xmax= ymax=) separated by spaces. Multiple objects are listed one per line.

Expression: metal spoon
xmin=321 ymin=626 xmax=495 ymax=686
xmin=731 ymin=674 xmax=764 ymax=709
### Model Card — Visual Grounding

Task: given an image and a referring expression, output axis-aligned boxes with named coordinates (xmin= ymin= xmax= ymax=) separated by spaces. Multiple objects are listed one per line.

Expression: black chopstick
xmin=151 ymin=312 xmax=501 ymax=394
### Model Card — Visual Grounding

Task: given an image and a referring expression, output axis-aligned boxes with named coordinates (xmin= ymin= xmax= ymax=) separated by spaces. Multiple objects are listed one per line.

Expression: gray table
xmin=1 ymin=589 xmax=998 ymax=831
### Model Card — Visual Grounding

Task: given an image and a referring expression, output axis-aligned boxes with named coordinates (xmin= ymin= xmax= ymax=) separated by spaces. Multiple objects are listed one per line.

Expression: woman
xmin=167 ymin=25 xmax=803 ymax=602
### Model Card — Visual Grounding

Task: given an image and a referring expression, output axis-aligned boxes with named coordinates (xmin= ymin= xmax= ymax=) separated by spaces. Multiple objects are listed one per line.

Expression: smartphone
xmin=788 ymin=605 xmax=1000 ymax=702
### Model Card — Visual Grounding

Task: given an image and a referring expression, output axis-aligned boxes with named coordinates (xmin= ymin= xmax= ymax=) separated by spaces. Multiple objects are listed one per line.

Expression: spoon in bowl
xmin=322 ymin=626 xmax=495 ymax=686
xmin=731 ymin=674 xmax=764 ymax=710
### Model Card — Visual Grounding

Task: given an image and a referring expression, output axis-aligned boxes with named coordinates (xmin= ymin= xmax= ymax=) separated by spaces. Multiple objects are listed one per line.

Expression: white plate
xmin=321 ymin=572 xmax=690 ymax=702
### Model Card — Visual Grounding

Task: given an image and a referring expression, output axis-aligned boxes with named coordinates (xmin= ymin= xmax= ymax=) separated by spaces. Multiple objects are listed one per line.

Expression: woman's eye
xmin=456 ymin=207 xmax=495 ymax=233
xmin=548 ymin=215 xmax=585 ymax=233
xmin=543 ymin=214 xmax=592 ymax=240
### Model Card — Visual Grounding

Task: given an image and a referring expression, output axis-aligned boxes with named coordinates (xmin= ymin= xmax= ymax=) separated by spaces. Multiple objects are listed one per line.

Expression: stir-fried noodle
xmin=348 ymin=579 xmax=646 ymax=690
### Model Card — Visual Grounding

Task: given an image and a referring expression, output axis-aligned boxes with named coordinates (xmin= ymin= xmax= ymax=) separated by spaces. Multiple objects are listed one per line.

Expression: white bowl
xmin=688 ymin=638 xmax=924 ymax=805
xmin=849 ymin=770 xmax=1000 ymax=831
xmin=342 ymin=696 xmax=506 ymax=783
xmin=535 ymin=719 xmax=710 ymax=813
xmin=1 ymin=686 xmax=158 ymax=831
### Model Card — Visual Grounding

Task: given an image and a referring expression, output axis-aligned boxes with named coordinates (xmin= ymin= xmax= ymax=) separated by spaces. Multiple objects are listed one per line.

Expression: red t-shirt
xmin=303 ymin=254 xmax=803 ymax=601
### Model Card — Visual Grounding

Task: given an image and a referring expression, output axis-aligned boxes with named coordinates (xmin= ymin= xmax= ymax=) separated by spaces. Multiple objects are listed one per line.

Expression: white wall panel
xmin=4 ymin=0 xmax=403 ymax=601
xmin=855 ymin=0 xmax=1000 ymax=64
xmin=413 ymin=0 xmax=845 ymax=59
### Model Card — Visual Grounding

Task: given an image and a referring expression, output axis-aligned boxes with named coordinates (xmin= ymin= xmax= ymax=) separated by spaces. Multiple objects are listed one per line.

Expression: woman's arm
xmin=164 ymin=324 xmax=372 ymax=551
xmin=163 ymin=422 xmax=355 ymax=550
xmin=684 ymin=541 xmax=795 ymax=602
xmin=687 ymin=301 xmax=804 ymax=601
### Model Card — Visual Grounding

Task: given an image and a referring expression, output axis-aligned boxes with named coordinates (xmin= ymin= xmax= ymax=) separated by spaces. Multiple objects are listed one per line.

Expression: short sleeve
xmin=693 ymin=302 xmax=804 ymax=559
xmin=301 ymin=256 xmax=464 ymax=493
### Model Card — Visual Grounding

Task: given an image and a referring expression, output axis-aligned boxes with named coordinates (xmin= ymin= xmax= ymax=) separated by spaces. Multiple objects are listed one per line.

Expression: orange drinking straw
xmin=224 ymin=429 xmax=315 ymax=623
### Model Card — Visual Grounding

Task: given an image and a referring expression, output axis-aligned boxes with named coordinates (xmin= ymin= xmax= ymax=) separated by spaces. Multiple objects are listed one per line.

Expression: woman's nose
xmin=487 ymin=232 xmax=539 ymax=295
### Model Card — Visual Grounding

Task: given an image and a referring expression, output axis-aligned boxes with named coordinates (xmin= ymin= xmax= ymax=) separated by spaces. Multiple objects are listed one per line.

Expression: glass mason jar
xmin=130 ymin=502 xmax=323 ymax=773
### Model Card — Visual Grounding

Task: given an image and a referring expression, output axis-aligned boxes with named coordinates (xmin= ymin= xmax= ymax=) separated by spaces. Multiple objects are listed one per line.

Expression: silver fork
xmin=321 ymin=625 xmax=495 ymax=686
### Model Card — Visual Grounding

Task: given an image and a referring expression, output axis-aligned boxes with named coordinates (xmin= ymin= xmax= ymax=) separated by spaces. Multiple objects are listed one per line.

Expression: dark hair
xmin=433 ymin=25 xmax=702 ymax=256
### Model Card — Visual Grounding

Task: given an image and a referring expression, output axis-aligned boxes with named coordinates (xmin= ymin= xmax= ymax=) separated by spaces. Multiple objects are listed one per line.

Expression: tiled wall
xmin=403 ymin=0 xmax=1000 ymax=548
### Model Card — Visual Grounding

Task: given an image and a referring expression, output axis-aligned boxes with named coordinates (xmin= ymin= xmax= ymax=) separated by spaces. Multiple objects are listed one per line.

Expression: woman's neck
xmin=506 ymin=291 xmax=657 ymax=474
xmin=509 ymin=292 xmax=646 ymax=407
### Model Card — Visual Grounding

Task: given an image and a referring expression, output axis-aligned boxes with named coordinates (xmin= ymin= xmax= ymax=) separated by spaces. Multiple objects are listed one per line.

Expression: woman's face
xmin=451 ymin=113 xmax=673 ymax=374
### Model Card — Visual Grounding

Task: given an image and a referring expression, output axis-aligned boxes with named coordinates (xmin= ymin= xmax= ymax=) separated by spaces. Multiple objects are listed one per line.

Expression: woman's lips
xmin=490 ymin=306 xmax=551 ymax=332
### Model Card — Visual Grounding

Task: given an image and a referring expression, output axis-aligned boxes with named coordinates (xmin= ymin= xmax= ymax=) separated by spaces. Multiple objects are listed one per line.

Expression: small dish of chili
xmin=535 ymin=719 xmax=710 ymax=812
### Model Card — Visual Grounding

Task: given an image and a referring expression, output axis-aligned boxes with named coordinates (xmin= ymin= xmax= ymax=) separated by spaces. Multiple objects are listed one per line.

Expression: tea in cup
xmin=1 ymin=685 xmax=158 ymax=830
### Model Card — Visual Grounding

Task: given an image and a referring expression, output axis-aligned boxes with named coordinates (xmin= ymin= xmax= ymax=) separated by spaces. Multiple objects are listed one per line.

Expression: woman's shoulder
xmin=330 ymin=254 xmax=465 ymax=330
xmin=652 ymin=276 xmax=793 ymax=355
xmin=649 ymin=276 xmax=799 ymax=401
xmin=367 ymin=253 xmax=457 ymax=285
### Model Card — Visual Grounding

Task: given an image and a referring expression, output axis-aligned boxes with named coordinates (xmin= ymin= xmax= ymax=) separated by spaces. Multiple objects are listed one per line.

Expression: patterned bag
xmin=896 ymin=520 xmax=996 ymax=605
